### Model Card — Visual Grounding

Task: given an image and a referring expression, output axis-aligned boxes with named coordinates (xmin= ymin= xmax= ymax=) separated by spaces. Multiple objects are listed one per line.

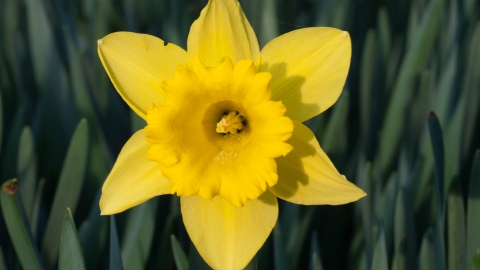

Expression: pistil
xmin=216 ymin=111 xmax=244 ymax=134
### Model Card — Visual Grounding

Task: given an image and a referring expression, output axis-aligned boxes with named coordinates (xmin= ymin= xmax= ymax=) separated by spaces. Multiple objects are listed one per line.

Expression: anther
xmin=216 ymin=111 xmax=245 ymax=134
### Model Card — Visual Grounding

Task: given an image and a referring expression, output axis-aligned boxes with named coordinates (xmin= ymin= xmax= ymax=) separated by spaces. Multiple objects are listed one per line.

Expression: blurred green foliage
xmin=0 ymin=0 xmax=479 ymax=269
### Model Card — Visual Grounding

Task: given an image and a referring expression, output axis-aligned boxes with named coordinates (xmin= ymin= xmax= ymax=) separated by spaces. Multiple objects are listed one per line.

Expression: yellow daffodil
xmin=97 ymin=0 xmax=366 ymax=268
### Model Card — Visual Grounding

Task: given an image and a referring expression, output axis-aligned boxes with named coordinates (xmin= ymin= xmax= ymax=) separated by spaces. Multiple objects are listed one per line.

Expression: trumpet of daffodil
xmin=98 ymin=0 xmax=366 ymax=269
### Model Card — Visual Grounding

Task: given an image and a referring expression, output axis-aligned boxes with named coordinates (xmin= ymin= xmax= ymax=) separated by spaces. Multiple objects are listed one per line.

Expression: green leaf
xmin=258 ymin=0 xmax=278 ymax=48
xmin=78 ymin=192 xmax=109 ymax=270
xmin=419 ymin=229 xmax=435 ymax=270
xmin=309 ymin=231 xmax=323 ymax=270
xmin=171 ymin=235 xmax=188 ymax=270
xmin=0 ymin=91 xmax=3 ymax=154
xmin=17 ymin=126 xmax=37 ymax=223
xmin=377 ymin=7 xmax=391 ymax=64
xmin=433 ymin=216 xmax=446 ymax=270
xmin=41 ymin=119 xmax=89 ymax=269
xmin=358 ymin=162 xmax=373 ymax=257
xmin=273 ymin=225 xmax=290 ymax=270
xmin=417 ymin=218 xmax=445 ymax=270
xmin=405 ymin=4 xmax=418 ymax=50
xmin=0 ymin=107 xmax=24 ymax=180
xmin=433 ymin=43 xmax=458 ymax=125
xmin=24 ymin=0 xmax=76 ymax=124
xmin=392 ymin=189 xmax=416 ymax=270
xmin=447 ymin=176 xmax=466 ymax=270
xmin=59 ymin=208 xmax=86 ymax=270
xmin=375 ymin=172 xmax=397 ymax=253
xmin=359 ymin=29 xmax=376 ymax=139
xmin=154 ymin=214 xmax=175 ymax=269
xmin=130 ymin=110 xmax=145 ymax=133
xmin=474 ymin=250 xmax=480 ymax=270
xmin=0 ymin=245 xmax=6 ymax=270
xmin=31 ymin=178 xmax=45 ymax=238
xmin=24 ymin=0 xmax=78 ymax=182
xmin=442 ymin=92 xmax=465 ymax=197
xmin=464 ymin=0 xmax=477 ymax=22
xmin=347 ymin=229 xmax=366 ymax=270
xmin=467 ymin=151 xmax=480 ymax=270
xmin=244 ymin=256 xmax=257 ymax=270
xmin=372 ymin=221 xmax=388 ymax=270
xmin=150 ymin=196 xmax=180 ymax=269
xmin=0 ymin=179 xmax=43 ymax=270
xmin=64 ymin=25 xmax=110 ymax=188
xmin=311 ymin=253 xmax=323 ymax=270
xmin=428 ymin=112 xmax=445 ymax=209
xmin=379 ymin=0 xmax=444 ymax=171
xmin=109 ymin=216 xmax=123 ymax=270
xmin=188 ymin=241 xmax=211 ymax=270
xmin=460 ymin=23 xmax=480 ymax=159
xmin=321 ymin=91 xmax=350 ymax=154
xmin=121 ymin=199 xmax=157 ymax=269
xmin=64 ymin=27 xmax=97 ymax=128
xmin=287 ymin=207 xmax=315 ymax=267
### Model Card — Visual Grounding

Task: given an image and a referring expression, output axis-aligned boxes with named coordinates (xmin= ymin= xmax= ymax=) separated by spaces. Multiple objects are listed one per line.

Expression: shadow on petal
xmin=273 ymin=123 xmax=316 ymax=199
xmin=271 ymin=121 xmax=365 ymax=205
xmin=260 ymin=62 xmax=321 ymax=121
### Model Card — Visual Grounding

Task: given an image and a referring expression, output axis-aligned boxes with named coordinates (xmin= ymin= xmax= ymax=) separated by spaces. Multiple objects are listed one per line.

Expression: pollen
xmin=216 ymin=111 xmax=245 ymax=134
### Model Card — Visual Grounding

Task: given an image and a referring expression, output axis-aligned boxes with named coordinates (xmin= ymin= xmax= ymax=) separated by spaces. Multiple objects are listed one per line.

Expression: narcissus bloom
xmin=98 ymin=0 xmax=365 ymax=269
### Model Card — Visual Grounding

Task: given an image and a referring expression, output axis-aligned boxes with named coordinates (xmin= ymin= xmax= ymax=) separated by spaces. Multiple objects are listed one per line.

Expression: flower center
xmin=216 ymin=111 xmax=245 ymax=134
xmin=144 ymin=56 xmax=294 ymax=206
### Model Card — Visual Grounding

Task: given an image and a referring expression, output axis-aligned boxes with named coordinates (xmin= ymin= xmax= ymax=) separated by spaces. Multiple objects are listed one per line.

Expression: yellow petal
xmin=100 ymin=130 xmax=172 ymax=215
xmin=181 ymin=191 xmax=278 ymax=270
xmin=260 ymin=27 xmax=351 ymax=122
xmin=269 ymin=121 xmax=366 ymax=204
xmin=187 ymin=0 xmax=260 ymax=67
xmin=97 ymin=32 xmax=189 ymax=119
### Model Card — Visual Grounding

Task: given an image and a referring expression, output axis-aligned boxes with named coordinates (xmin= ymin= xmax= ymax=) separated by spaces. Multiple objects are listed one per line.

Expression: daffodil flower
xmin=97 ymin=0 xmax=366 ymax=268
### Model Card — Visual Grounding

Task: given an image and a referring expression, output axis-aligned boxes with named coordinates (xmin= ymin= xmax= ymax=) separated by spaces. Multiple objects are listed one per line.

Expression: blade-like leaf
xmin=0 ymin=91 xmax=3 ymax=153
xmin=447 ymin=176 xmax=466 ymax=270
xmin=321 ymin=91 xmax=350 ymax=154
xmin=379 ymin=0 xmax=444 ymax=171
xmin=359 ymin=29 xmax=376 ymax=142
xmin=392 ymin=189 xmax=416 ymax=270
xmin=0 ymin=245 xmax=6 ymax=270
xmin=287 ymin=207 xmax=315 ymax=267
xmin=372 ymin=221 xmax=388 ymax=270
xmin=31 ymin=178 xmax=45 ymax=238
xmin=309 ymin=231 xmax=323 ymax=270
xmin=258 ymin=0 xmax=278 ymax=47
xmin=377 ymin=7 xmax=391 ymax=63
xmin=188 ymin=241 xmax=211 ymax=270
xmin=428 ymin=111 xmax=445 ymax=209
xmin=59 ymin=208 xmax=86 ymax=270
xmin=110 ymin=216 xmax=123 ymax=270
xmin=273 ymin=225 xmax=290 ymax=270
xmin=474 ymin=250 xmax=480 ymax=270
xmin=121 ymin=199 xmax=157 ymax=269
xmin=41 ymin=119 xmax=88 ymax=268
xmin=78 ymin=191 xmax=108 ymax=270
xmin=419 ymin=229 xmax=435 ymax=270
xmin=467 ymin=151 xmax=480 ymax=269
xmin=0 ymin=179 xmax=43 ymax=270
xmin=0 ymin=107 xmax=24 ymax=181
xmin=17 ymin=126 xmax=37 ymax=223
xmin=171 ymin=235 xmax=188 ymax=270
xmin=244 ymin=256 xmax=258 ymax=270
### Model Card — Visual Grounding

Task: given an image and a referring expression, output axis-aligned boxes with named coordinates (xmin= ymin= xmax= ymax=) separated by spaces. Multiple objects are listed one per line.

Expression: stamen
xmin=216 ymin=111 xmax=244 ymax=134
